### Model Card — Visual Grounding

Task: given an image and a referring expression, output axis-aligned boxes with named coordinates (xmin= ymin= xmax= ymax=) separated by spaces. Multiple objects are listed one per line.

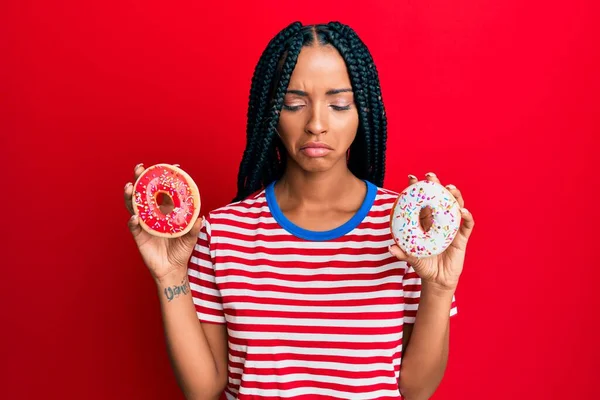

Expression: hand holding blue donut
xmin=389 ymin=172 xmax=475 ymax=292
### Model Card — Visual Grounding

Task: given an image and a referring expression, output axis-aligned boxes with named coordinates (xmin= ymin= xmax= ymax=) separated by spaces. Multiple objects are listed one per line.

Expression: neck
xmin=276 ymin=158 xmax=362 ymax=207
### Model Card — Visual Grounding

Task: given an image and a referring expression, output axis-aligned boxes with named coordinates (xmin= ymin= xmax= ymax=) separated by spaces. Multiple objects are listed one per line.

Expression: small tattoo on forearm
xmin=164 ymin=276 xmax=190 ymax=302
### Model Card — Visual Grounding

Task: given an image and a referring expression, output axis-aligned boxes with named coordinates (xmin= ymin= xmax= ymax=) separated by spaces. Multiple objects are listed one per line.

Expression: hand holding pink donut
xmin=124 ymin=163 xmax=203 ymax=283
xmin=389 ymin=172 xmax=475 ymax=292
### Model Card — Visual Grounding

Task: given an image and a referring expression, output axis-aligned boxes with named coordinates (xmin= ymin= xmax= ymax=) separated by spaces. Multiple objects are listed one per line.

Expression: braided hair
xmin=233 ymin=21 xmax=388 ymax=202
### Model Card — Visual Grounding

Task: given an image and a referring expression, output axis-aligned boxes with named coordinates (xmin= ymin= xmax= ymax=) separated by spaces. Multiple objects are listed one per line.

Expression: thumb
xmin=458 ymin=207 xmax=475 ymax=240
xmin=185 ymin=216 xmax=204 ymax=241
xmin=128 ymin=214 xmax=143 ymax=238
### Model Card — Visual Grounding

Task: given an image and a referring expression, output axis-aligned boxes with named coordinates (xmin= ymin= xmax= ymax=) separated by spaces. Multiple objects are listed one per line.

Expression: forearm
xmin=399 ymin=281 xmax=454 ymax=400
xmin=156 ymin=271 xmax=223 ymax=400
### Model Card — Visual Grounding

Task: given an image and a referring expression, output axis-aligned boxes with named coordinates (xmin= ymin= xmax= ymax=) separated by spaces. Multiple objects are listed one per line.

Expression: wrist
xmin=421 ymin=279 xmax=456 ymax=299
xmin=155 ymin=269 xmax=191 ymax=303
xmin=155 ymin=267 xmax=188 ymax=287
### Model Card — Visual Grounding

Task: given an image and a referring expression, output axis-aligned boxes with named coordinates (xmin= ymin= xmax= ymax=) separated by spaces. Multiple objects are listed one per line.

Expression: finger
xmin=388 ymin=244 xmax=418 ymax=265
xmin=128 ymin=214 xmax=144 ymax=238
xmin=408 ymin=174 xmax=418 ymax=185
xmin=419 ymin=206 xmax=433 ymax=231
xmin=160 ymin=192 xmax=174 ymax=206
xmin=425 ymin=171 xmax=441 ymax=184
xmin=189 ymin=217 xmax=204 ymax=239
xmin=184 ymin=217 xmax=204 ymax=246
xmin=133 ymin=163 xmax=145 ymax=182
xmin=445 ymin=184 xmax=464 ymax=208
xmin=458 ymin=208 xmax=475 ymax=239
xmin=124 ymin=182 xmax=134 ymax=215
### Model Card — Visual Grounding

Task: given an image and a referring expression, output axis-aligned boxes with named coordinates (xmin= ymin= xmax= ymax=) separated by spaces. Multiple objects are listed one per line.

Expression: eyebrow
xmin=286 ymin=88 xmax=353 ymax=96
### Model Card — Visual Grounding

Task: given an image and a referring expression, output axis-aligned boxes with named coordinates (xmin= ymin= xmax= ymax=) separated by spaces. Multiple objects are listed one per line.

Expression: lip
xmin=300 ymin=142 xmax=333 ymax=150
xmin=299 ymin=142 xmax=333 ymax=158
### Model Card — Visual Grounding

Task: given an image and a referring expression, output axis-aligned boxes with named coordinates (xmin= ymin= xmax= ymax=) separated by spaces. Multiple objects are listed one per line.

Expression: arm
xmin=398 ymin=282 xmax=454 ymax=400
xmin=157 ymin=270 xmax=228 ymax=400
xmin=124 ymin=165 xmax=228 ymax=399
xmin=393 ymin=173 xmax=473 ymax=399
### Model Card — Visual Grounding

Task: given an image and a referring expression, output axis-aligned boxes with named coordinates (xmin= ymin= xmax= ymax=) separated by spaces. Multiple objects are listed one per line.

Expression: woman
xmin=124 ymin=22 xmax=475 ymax=400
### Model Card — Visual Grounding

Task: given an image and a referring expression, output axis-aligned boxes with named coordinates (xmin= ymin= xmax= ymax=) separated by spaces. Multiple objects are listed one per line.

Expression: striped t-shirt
xmin=188 ymin=180 xmax=458 ymax=400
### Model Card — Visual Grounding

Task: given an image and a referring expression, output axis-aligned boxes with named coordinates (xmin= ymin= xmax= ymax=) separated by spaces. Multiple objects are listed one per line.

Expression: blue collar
xmin=265 ymin=180 xmax=377 ymax=241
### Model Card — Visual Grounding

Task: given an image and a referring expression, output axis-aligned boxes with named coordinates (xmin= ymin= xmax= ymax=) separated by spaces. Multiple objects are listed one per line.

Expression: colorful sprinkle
xmin=390 ymin=180 xmax=461 ymax=258
xmin=133 ymin=164 xmax=200 ymax=236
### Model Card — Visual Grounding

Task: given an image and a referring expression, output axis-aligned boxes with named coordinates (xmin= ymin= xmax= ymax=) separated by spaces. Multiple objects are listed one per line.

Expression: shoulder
xmin=203 ymin=188 xmax=268 ymax=229
xmin=374 ymin=184 xmax=400 ymax=198
xmin=369 ymin=182 xmax=401 ymax=211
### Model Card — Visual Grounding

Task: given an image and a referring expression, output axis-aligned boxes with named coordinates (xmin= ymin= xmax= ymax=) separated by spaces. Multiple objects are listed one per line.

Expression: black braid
xmin=247 ymin=35 xmax=305 ymax=192
xmin=323 ymin=27 xmax=373 ymax=181
xmin=237 ymin=22 xmax=303 ymax=191
xmin=331 ymin=22 xmax=387 ymax=184
xmin=233 ymin=22 xmax=388 ymax=202
xmin=329 ymin=22 xmax=387 ymax=184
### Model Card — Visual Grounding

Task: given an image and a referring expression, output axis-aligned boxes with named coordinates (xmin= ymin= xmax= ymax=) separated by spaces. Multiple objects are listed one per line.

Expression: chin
xmin=294 ymin=155 xmax=341 ymax=173
xmin=300 ymin=164 xmax=332 ymax=173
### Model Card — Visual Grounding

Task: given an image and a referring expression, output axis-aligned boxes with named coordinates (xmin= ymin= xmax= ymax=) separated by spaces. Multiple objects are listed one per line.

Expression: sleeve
xmin=187 ymin=215 xmax=226 ymax=324
xmin=402 ymin=263 xmax=458 ymax=324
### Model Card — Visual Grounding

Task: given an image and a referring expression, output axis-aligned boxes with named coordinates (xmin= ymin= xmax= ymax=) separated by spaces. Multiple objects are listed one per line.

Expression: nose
xmin=304 ymin=104 xmax=328 ymax=135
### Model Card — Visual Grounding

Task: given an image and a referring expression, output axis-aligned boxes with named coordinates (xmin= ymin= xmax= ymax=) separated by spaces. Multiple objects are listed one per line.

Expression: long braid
xmin=233 ymin=22 xmax=388 ymax=202
xmin=324 ymin=27 xmax=373 ymax=181
xmin=247 ymin=35 xmax=304 ymax=192
xmin=329 ymin=22 xmax=387 ymax=184
xmin=332 ymin=22 xmax=388 ymax=184
xmin=237 ymin=22 xmax=302 ymax=192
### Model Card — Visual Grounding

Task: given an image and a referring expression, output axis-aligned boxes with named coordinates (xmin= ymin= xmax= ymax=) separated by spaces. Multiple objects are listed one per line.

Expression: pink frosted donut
xmin=132 ymin=164 xmax=201 ymax=238
xmin=390 ymin=180 xmax=461 ymax=258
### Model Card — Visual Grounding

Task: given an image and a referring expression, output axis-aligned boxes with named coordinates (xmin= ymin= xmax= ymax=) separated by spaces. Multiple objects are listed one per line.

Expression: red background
xmin=2 ymin=1 xmax=598 ymax=399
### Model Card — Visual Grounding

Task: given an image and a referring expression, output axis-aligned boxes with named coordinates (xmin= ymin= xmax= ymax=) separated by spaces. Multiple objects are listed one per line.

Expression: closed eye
xmin=331 ymin=105 xmax=352 ymax=111
xmin=282 ymin=104 xmax=304 ymax=111
xmin=282 ymin=104 xmax=352 ymax=112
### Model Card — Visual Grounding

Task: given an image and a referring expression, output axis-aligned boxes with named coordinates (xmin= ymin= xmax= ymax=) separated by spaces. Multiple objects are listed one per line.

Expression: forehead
xmin=288 ymin=45 xmax=351 ymax=89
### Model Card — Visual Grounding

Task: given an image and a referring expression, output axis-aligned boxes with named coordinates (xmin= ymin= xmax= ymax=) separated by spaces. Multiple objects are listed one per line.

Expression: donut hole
xmin=419 ymin=206 xmax=434 ymax=232
xmin=155 ymin=192 xmax=175 ymax=215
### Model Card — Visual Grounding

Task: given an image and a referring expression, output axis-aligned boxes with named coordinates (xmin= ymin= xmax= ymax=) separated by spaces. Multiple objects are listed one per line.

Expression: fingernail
xmin=134 ymin=163 xmax=144 ymax=170
xmin=425 ymin=172 xmax=436 ymax=177
xmin=461 ymin=208 xmax=469 ymax=214
xmin=124 ymin=182 xmax=132 ymax=190
xmin=445 ymin=184 xmax=456 ymax=190
xmin=130 ymin=214 xmax=138 ymax=221
xmin=408 ymin=174 xmax=417 ymax=180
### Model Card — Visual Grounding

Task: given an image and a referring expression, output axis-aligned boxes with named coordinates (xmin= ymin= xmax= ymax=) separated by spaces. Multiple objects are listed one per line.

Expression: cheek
xmin=276 ymin=116 xmax=300 ymax=148
xmin=335 ymin=110 xmax=359 ymax=144
xmin=277 ymin=113 xmax=295 ymax=133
